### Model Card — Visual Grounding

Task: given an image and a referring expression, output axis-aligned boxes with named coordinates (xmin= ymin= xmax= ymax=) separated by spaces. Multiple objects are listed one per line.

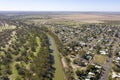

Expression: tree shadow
xmin=50 ymin=52 xmax=55 ymax=64
xmin=49 ymin=49 xmax=54 ymax=53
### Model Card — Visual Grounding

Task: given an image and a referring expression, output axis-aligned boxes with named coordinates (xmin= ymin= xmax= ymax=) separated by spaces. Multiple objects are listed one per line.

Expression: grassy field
xmin=0 ymin=25 xmax=16 ymax=31
xmin=10 ymin=62 xmax=22 ymax=80
xmin=34 ymin=36 xmax=41 ymax=56
xmin=93 ymin=54 xmax=108 ymax=65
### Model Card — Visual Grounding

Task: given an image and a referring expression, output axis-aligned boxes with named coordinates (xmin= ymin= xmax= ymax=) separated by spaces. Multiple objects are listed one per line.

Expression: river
xmin=47 ymin=34 xmax=65 ymax=80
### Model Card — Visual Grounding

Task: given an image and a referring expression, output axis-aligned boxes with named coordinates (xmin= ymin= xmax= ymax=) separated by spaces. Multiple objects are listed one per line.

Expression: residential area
xmin=48 ymin=23 xmax=120 ymax=80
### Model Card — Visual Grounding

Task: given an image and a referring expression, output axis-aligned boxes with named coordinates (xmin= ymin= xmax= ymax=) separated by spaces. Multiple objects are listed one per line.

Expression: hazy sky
xmin=0 ymin=0 xmax=120 ymax=11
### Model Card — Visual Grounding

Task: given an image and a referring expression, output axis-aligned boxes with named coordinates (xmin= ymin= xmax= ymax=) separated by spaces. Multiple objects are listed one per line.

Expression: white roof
xmin=88 ymin=72 xmax=95 ymax=75
xmin=112 ymin=72 xmax=120 ymax=78
xmin=100 ymin=51 xmax=107 ymax=55
xmin=116 ymin=57 xmax=120 ymax=61
xmin=95 ymin=65 xmax=102 ymax=69
xmin=118 ymin=52 xmax=120 ymax=55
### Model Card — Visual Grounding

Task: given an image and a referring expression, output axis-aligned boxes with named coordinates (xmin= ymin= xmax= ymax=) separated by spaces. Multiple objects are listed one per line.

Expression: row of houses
xmin=50 ymin=23 xmax=120 ymax=79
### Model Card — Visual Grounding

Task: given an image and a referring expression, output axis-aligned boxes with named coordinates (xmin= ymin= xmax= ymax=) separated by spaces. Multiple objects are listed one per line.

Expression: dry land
xmin=51 ymin=13 xmax=120 ymax=23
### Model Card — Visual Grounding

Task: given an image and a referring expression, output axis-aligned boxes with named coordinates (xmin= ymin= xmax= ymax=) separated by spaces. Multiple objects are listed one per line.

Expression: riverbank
xmin=47 ymin=34 xmax=65 ymax=80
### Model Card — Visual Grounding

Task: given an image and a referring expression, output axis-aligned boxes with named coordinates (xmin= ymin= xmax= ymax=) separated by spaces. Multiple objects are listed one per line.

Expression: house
xmin=99 ymin=51 xmax=108 ymax=55
xmin=70 ymin=55 xmax=75 ymax=58
xmin=116 ymin=57 xmax=120 ymax=61
xmin=86 ymin=55 xmax=92 ymax=61
xmin=69 ymin=48 xmax=73 ymax=51
xmin=95 ymin=65 xmax=102 ymax=69
xmin=112 ymin=72 xmax=120 ymax=78
xmin=85 ymin=78 xmax=90 ymax=80
xmin=118 ymin=52 xmax=120 ymax=56
xmin=88 ymin=72 xmax=95 ymax=76
xmin=87 ymin=72 xmax=95 ymax=79
xmin=78 ymin=41 xmax=86 ymax=46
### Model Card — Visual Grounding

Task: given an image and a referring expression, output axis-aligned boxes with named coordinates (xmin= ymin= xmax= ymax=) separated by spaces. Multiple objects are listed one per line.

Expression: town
xmin=47 ymin=22 xmax=120 ymax=80
xmin=0 ymin=12 xmax=120 ymax=80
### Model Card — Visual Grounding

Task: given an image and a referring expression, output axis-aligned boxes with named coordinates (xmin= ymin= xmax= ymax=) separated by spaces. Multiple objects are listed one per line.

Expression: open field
xmin=93 ymin=55 xmax=108 ymax=65
xmin=25 ymin=13 xmax=120 ymax=24
xmin=51 ymin=13 xmax=120 ymax=23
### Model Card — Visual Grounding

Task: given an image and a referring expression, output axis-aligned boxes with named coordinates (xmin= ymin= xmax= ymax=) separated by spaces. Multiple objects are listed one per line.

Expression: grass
xmin=0 ymin=25 xmax=16 ymax=31
xmin=47 ymin=34 xmax=65 ymax=80
xmin=34 ymin=36 xmax=41 ymax=56
xmin=10 ymin=62 xmax=22 ymax=80
xmin=2 ymin=31 xmax=23 ymax=80
xmin=10 ymin=36 xmax=41 ymax=80
xmin=0 ymin=51 xmax=5 ymax=56
xmin=93 ymin=54 xmax=108 ymax=65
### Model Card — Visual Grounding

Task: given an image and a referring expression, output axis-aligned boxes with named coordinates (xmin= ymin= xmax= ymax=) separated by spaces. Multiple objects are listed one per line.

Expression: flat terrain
xmin=1 ymin=12 xmax=120 ymax=80
xmin=52 ymin=13 xmax=120 ymax=23
xmin=93 ymin=55 xmax=108 ymax=65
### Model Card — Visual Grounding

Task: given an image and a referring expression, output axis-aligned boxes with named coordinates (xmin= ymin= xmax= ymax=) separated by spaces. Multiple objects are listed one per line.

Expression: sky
xmin=0 ymin=0 xmax=120 ymax=11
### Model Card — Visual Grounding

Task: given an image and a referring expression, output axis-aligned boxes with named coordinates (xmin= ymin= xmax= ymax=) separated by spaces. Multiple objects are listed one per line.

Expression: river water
xmin=47 ymin=34 xmax=64 ymax=80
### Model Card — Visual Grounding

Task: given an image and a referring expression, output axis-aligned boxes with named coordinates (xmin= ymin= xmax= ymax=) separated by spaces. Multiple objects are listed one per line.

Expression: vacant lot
xmin=93 ymin=55 xmax=108 ymax=65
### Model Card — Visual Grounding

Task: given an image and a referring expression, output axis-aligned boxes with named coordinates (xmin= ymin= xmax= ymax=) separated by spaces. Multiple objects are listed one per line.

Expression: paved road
xmin=99 ymin=33 xmax=118 ymax=80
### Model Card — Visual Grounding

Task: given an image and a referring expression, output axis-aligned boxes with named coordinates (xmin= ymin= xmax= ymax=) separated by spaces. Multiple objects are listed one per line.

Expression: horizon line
xmin=0 ymin=10 xmax=120 ymax=12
